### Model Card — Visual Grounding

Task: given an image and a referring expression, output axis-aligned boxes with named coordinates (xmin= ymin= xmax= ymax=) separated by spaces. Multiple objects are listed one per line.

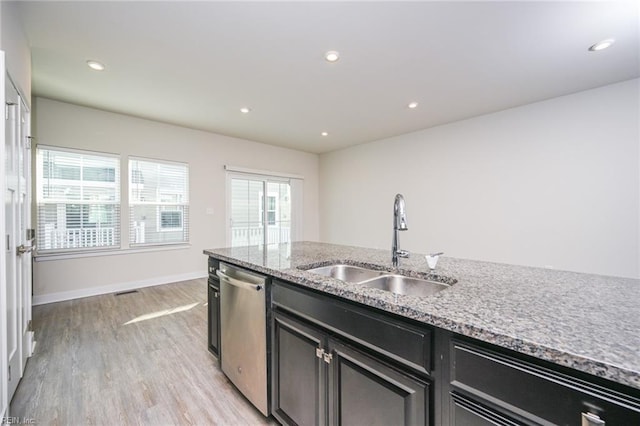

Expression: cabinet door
xmin=272 ymin=311 xmax=327 ymax=426
xmin=207 ymin=279 xmax=220 ymax=357
xmin=328 ymin=339 xmax=429 ymax=426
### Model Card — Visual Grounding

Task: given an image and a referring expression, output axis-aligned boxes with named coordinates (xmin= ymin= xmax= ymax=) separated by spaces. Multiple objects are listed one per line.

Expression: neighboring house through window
xmin=266 ymin=195 xmax=277 ymax=226
xmin=259 ymin=193 xmax=278 ymax=227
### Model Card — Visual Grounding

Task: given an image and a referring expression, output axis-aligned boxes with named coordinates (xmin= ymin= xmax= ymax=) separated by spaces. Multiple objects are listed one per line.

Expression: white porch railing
xmin=42 ymin=224 xmax=116 ymax=250
xmin=231 ymin=226 xmax=291 ymax=247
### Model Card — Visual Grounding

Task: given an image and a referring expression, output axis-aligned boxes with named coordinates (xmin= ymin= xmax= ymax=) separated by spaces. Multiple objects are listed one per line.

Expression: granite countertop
xmin=203 ymin=241 xmax=640 ymax=391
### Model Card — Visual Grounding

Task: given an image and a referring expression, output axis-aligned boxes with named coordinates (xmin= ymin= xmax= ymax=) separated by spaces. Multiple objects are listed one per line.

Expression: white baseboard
xmin=33 ymin=271 xmax=207 ymax=305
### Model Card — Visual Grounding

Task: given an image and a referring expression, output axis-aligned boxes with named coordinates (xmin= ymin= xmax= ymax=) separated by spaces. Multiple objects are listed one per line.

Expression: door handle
xmin=17 ymin=244 xmax=34 ymax=255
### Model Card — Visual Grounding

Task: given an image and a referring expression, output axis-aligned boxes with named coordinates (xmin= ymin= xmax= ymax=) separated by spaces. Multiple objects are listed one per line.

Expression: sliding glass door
xmin=228 ymin=174 xmax=293 ymax=247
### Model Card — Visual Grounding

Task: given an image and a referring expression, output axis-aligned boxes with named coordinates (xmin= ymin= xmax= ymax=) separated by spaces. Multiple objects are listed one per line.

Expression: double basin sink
xmin=303 ymin=264 xmax=452 ymax=298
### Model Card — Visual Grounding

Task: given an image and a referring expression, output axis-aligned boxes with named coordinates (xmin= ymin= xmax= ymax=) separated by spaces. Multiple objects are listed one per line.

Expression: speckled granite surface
xmin=203 ymin=241 xmax=640 ymax=391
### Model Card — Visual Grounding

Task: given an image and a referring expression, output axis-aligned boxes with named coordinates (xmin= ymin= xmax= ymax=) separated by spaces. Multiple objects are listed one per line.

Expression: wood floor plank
xmin=10 ymin=279 xmax=277 ymax=426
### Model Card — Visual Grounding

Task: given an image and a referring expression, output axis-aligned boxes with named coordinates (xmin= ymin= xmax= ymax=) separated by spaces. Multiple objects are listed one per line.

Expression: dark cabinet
xmin=207 ymin=257 xmax=220 ymax=357
xmin=448 ymin=339 xmax=640 ymax=426
xmin=207 ymin=278 xmax=220 ymax=357
xmin=271 ymin=280 xmax=432 ymax=375
xmin=271 ymin=282 xmax=431 ymax=426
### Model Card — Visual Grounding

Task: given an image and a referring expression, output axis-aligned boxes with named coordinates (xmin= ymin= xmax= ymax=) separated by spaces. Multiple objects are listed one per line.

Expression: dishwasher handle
xmin=216 ymin=269 xmax=263 ymax=291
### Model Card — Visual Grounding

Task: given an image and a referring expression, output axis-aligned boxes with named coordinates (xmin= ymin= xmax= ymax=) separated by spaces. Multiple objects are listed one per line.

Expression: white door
xmin=5 ymin=74 xmax=24 ymax=401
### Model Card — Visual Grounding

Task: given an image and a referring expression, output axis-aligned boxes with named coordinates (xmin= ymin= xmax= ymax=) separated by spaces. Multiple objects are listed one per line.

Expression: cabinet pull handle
xmin=316 ymin=348 xmax=324 ymax=359
xmin=582 ymin=412 xmax=605 ymax=426
xmin=323 ymin=352 xmax=333 ymax=364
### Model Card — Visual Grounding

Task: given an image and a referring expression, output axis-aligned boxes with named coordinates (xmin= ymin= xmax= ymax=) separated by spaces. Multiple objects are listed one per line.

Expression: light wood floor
xmin=10 ymin=279 xmax=277 ymax=426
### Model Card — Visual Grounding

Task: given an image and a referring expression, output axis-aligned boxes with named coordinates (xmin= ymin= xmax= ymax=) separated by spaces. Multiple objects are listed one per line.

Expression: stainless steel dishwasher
xmin=216 ymin=262 xmax=269 ymax=416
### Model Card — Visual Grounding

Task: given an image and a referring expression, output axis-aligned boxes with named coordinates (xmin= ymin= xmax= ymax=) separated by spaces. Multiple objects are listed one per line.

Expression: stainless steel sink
xmin=304 ymin=263 xmax=452 ymax=297
xmin=360 ymin=275 xmax=450 ymax=297
xmin=305 ymin=264 xmax=385 ymax=282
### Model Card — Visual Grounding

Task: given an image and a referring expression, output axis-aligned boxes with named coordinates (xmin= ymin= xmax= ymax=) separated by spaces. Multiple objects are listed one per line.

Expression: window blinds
xmin=36 ymin=147 xmax=120 ymax=252
xmin=129 ymin=158 xmax=189 ymax=246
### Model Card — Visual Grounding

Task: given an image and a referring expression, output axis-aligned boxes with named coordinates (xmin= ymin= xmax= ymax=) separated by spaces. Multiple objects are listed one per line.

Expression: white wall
xmin=320 ymin=79 xmax=640 ymax=278
xmin=1 ymin=1 xmax=31 ymax=103
xmin=33 ymin=98 xmax=320 ymax=302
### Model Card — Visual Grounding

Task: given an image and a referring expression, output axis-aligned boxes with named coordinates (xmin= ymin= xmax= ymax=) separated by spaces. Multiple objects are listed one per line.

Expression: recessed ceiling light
xmin=321 ymin=132 xmax=329 ymax=137
xmin=86 ymin=60 xmax=105 ymax=71
xmin=588 ymin=39 xmax=615 ymax=52
xmin=408 ymin=102 xmax=419 ymax=109
xmin=240 ymin=107 xmax=251 ymax=114
xmin=325 ymin=51 xmax=340 ymax=62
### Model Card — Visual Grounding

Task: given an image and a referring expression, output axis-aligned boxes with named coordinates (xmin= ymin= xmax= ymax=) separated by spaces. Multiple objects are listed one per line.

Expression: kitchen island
xmin=204 ymin=241 xmax=640 ymax=425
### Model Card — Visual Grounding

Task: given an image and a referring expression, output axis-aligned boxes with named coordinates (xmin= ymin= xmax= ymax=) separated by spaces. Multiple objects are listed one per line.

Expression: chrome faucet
xmin=392 ymin=193 xmax=410 ymax=267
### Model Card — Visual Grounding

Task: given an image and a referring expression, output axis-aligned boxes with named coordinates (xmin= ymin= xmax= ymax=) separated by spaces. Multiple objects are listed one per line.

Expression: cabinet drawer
xmin=450 ymin=340 xmax=640 ymax=425
xmin=273 ymin=280 xmax=432 ymax=375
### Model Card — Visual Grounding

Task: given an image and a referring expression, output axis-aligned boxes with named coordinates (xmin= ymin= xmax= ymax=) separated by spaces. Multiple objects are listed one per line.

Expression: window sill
xmin=34 ymin=244 xmax=191 ymax=262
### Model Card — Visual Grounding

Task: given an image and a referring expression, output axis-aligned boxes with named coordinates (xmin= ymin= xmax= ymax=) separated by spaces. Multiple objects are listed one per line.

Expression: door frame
xmin=18 ymin=92 xmax=33 ymax=369
xmin=0 ymin=49 xmax=9 ymax=419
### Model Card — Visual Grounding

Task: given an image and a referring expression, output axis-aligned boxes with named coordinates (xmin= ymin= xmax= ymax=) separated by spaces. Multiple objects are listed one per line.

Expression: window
xmin=36 ymin=147 xmax=120 ymax=252
xmin=129 ymin=158 xmax=189 ymax=246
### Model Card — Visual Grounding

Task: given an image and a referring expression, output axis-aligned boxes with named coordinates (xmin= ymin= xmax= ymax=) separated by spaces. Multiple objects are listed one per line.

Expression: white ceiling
xmin=16 ymin=1 xmax=640 ymax=154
